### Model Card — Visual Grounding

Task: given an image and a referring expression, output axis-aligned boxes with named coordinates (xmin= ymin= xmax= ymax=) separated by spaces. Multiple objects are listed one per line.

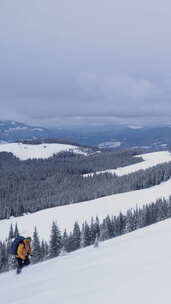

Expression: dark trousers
xmin=16 ymin=256 xmax=30 ymax=274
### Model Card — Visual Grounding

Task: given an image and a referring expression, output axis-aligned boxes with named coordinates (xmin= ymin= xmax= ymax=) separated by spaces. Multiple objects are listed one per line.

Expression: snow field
xmin=84 ymin=150 xmax=171 ymax=176
xmin=1 ymin=218 xmax=171 ymax=304
xmin=0 ymin=142 xmax=86 ymax=160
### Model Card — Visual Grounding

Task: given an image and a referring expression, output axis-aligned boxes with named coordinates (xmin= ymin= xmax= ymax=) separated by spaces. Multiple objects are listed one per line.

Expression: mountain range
xmin=0 ymin=120 xmax=171 ymax=149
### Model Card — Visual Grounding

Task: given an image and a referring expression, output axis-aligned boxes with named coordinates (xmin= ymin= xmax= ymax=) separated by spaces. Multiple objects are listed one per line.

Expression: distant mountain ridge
xmin=0 ymin=120 xmax=171 ymax=149
xmin=0 ymin=120 xmax=50 ymax=141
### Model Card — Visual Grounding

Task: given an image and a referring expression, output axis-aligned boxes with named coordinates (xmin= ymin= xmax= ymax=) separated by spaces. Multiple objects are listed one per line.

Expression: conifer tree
xmin=100 ymin=219 xmax=109 ymax=241
xmin=49 ymin=221 xmax=62 ymax=257
xmin=14 ymin=223 xmax=19 ymax=237
xmin=105 ymin=215 xmax=114 ymax=238
xmin=64 ymin=232 xmax=74 ymax=252
xmin=32 ymin=227 xmax=41 ymax=263
xmin=62 ymin=229 xmax=70 ymax=252
xmin=0 ymin=242 xmax=8 ymax=273
xmin=8 ymin=224 xmax=14 ymax=240
xmin=40 ymin=240 xmax=46 ymax=260
xmin=72 ymin=222 xmax=81 ymax=251
xmin=44 ymin=241 xmax=49 ymax=258
xmin=83 ymin=222 xmax=91 ymax=247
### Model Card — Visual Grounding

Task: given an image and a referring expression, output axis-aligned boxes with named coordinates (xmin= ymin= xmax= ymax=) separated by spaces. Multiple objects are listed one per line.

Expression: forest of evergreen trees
xmin=1 ymin=150 xmax=171 ymax=220
xmin=1 ymin=195 xmax=171 ymax=274
xmin=0 ymin=150 xmax=144 ymax=219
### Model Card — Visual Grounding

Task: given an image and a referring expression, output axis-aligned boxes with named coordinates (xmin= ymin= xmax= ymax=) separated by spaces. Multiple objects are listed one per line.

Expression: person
xmin=16 ymin=237 xmax=32 ymax=274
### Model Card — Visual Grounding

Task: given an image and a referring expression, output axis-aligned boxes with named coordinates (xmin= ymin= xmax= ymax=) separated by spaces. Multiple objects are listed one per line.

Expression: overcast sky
xmin=1 ymin=0 xmax=171 ymax=127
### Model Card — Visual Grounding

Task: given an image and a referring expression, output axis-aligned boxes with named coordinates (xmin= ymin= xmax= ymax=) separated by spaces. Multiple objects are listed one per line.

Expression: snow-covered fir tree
xmin=49 ymin=221 xmax=62 ymax=258
xmin=8 ymin=224 xmax=14 ymax=240
xmin=72 ymin=222 xmax=81 ymax=251
xmin=32 ymin=227 xmax=41 ymax=263
xmin=83 ymin=222 xmax=91 ymax=247
xmin=14 ymin=223 xmax=19 ymax=238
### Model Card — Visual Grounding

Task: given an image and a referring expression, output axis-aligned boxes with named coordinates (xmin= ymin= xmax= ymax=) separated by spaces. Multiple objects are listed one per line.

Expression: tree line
xmin=1 ymin=195 xmax=171 ymax=274
xmin=1 ymin=150 xmax=171 ymax=219
xmin=0 ymin=150 xmax=143 ymax=219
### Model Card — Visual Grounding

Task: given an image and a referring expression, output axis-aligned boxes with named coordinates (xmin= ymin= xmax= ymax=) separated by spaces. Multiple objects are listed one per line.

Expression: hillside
xmin=1 ymin=150 xmax=171 ymax=241
xmin=84 ymin=150 xmax=171 ymax=176
xmin=0 ymin=142 xmax=86 ymax=160
xmin=1 ymin=177 xmax=171 ymax=242
xmin=1 ymin=218 xmax=171 ymax=304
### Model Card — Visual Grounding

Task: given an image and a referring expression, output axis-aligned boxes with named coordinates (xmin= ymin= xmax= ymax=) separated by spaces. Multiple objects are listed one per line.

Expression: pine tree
xmin=44 ymin=241 xmax=49 ymax=258
xmin=49 ymin=221 xmax=62 ymax=258
xmin=64 ymin=232 xmax=75 ymax=252
xmin=105 ymin=215 xmax=114 ymax=238
xmin=83 ymin=222 xmax=91 ymax=247
xmin=100 ymin=219 xmax=109 ymax=241
xmin=32 ymin=227 xmax=41 ymax=263
xmin=72 ymin=222 xmax=81 ymax=251
xmin=125 ymin=210 xmax=135 ymax=232
xmin=14 ymin=223 xmax=19 ymax=237
xmin=40 ymin=240 xmax=46 ymax=260
xmin=8 ymin=224 xmax=14 ymax=240
xmin=80 ymin=224 xmax=85 ymax=248
xmin=0 ymin=242 xmax=9 ymax=273
xmin=62 ymin=229 xmax=68 ymax=251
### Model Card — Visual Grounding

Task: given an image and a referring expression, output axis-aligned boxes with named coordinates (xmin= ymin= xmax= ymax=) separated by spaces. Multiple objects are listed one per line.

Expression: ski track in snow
xmin=1 ymin=218 xmax=171 ymax=304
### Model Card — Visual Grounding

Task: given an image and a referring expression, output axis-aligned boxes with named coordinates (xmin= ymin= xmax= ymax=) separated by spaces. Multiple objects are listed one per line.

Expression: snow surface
xmin=1 ymin=177 xmax=171 ymax=242
xmin=84 ymin=151 xmax=171 ymax=177
xmin=0 ymin=142 xmax=86 ymax=160
xmin=1 ymin=218 xmax=171 ymax=304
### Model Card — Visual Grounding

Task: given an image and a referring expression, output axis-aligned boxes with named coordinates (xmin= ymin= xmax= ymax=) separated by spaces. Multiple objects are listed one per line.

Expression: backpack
xmin=10 ymin=236 xmax=25 ymax=255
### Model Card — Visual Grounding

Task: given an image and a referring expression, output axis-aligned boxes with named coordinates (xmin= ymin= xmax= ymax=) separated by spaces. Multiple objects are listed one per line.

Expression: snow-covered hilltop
xmin=1 ymin=218 xmax=171 ymax=304
xmin=0 ymin=142 xmax=86 ymax=160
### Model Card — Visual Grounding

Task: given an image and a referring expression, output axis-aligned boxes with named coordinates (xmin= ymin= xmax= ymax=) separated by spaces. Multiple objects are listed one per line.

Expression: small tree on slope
xmin=49 ymin=221 xmax=62 ymax=258
xmin=32 ymin=227 xmax=41 ymax=263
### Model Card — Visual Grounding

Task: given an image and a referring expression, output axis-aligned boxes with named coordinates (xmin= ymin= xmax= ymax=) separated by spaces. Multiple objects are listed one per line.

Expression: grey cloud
xmin=1 ymin=0 xmax=171 ymax=127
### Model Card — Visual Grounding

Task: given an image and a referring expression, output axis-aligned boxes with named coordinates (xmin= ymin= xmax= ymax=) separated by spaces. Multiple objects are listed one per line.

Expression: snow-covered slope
xmin=0 ymin=142 xmax=86 ymax=160
xmin=1 ymin=218 xmax=171 ymax=304
xmin=1 ymin=177 xmax=171 ymax=242
xmin=1 ymin=150 xmax=171 ymax=241
xmin=84 ymin=151 xmax=171 ymax=176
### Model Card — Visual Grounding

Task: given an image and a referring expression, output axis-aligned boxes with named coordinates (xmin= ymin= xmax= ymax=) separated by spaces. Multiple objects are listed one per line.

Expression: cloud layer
xmin=1 ymin=0 xmax=171 ymax=126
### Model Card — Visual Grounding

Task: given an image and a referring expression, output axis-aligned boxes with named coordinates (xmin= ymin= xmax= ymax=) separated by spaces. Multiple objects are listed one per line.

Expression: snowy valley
xmin=1 ymin=148 xmax=171 ymax=304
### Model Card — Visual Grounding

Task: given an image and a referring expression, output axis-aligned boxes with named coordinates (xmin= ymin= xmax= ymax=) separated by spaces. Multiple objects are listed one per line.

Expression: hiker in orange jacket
xmin=16 ymin=237 xmax=32 ymax=274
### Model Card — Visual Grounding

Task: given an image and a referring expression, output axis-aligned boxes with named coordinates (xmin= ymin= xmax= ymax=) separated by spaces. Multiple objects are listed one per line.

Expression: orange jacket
xmin=16 ymin=239 xmax=32 ymax=260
